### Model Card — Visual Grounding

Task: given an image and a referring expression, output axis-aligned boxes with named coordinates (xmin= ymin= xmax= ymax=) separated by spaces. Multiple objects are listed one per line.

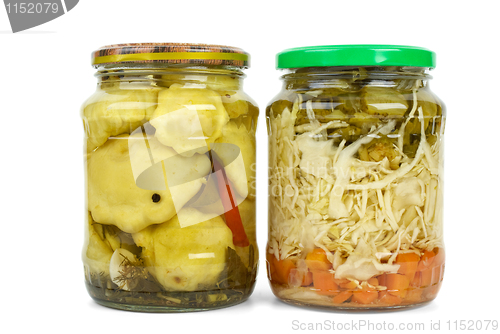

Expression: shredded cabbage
xmin=268 ymin=91 xmax=444 ymax=281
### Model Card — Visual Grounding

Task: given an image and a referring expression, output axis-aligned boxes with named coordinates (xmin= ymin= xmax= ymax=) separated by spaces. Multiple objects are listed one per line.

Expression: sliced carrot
xmin=396 ymin=252 xmax=420 ymax=282
xmin=302 ymin=271 xmax=313 ymax=286
xmin=378 ymin=291 xmax=402 ymax=305
xmin=405 ymin=288 xmax=423 ymax=302
xmin=420 ymin=268 xmax=433 ymax=287
xmin=385 ymin=273 xmax=410 ymax=298
xmin=333 ymin=291 xmax=353 ymax=304
xmin=406 ymin=248 xmax=445 ymax=297
xmin=377 ymin=274 xmax=387 ymax=287
xmin=339 ymin=280 xmax=358 ymax=290
xmin=417 ymin=250 xmax=435 ymax=271
xmin=305 ymin=248 xmax=332 ymax=271
xmin=352 ymin=287 xmax=378 ymax=305
xmin=312 ymin=271 xmax=339 ymax=296
xmin=272 ymin=257 xmax=296 ymax=285
xmin=333 ymin=278 xmax=350 ymax=285
xmin=368 ymin=277 xmax=379 ymax=286
xmin=410 ymin=271 xmax=422 ymax=287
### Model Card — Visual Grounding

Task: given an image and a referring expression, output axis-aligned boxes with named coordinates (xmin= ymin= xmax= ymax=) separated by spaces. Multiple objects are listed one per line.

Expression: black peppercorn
xmin=152 ymin=193 xmax=161 ymax=203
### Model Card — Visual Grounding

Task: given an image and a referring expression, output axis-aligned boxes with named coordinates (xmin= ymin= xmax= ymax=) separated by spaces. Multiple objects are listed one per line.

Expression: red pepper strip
xmin=212 ymin=153 xmax=249 ymax=247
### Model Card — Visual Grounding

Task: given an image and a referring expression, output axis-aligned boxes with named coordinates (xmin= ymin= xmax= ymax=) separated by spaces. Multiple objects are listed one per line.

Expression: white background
xmin=1 ymin=0 xmax=499 ymax=333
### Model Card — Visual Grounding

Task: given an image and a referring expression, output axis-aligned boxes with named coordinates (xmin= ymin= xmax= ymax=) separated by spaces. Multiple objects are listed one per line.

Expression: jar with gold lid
xmin=81 ymin=43 xmax=258 ymax=312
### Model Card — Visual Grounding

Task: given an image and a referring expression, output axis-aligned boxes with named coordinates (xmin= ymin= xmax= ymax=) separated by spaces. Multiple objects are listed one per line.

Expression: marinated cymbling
xmin=266 ymin=67 xmax=445 ymax=309
xmin=82 ymin=70 xmax=258 ymax=310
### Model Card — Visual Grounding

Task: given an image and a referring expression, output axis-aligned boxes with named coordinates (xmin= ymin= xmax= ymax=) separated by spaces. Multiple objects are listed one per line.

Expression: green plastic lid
xmin=276 ymin=45 xmax=436 ymax=69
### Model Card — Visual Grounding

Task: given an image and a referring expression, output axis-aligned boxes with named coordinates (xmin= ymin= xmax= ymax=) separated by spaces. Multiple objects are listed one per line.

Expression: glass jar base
xmin=270 ymin=283 xmax=438 ymax=311
xmin=86 ymin=281 xmax=252 ymax=313
xmin=276 ymin=295 xmax=433 ymax=311
xmin=92 ymin=297 xmax=249 ymax=313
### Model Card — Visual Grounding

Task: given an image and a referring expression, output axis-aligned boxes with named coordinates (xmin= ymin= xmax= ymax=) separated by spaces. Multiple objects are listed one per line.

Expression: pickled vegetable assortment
xmin=267 ymin=45 xmax=445 ymax=309
xmin=82 ymin=44 xmax=258 ymax=312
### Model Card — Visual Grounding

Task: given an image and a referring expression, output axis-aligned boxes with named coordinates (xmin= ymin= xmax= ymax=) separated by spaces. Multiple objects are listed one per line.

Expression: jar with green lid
xmin=266 ymin=45 xmax=445 ymax=309
xmin=81 ymin=43 xmax=258 ymax=312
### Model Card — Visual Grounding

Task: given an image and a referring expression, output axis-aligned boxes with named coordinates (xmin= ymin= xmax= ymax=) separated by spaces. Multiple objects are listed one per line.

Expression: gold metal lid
xmin=91 ymin=43 xmax=250 ymax=68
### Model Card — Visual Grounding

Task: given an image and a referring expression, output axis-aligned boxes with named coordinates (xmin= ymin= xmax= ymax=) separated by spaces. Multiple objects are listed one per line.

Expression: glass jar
xmin=81 ymin=43 xmax=259 ymax=312
xmin=266 ymin=45 xmax=445 ymax=310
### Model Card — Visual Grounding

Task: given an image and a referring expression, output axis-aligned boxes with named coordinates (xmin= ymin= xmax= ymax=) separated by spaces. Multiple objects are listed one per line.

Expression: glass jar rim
xmin=280 ymin=66 xmax=432 ymax=82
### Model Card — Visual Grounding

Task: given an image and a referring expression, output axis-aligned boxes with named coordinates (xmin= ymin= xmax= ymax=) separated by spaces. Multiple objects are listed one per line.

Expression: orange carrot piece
xmin=273 ymin=257 xmax=296 ymax=285
xmin=352 ymin=288 xmax=378 ymax=305
xmin=420 ymin=268 xmax=433 ymax=287
xmin=312 ymin=271 xmax=339 ymax=296
xmin=333 ymin=291 xmax=353 ymax=304
xmin=302 ymin=271 xmax=313 ymax=286
xmin=339 ymin=280 xmax=358 ymax=290
xmin=405 ymin=288 xmax=423 ymax=302
xmin=417 ymin=250 xmax=436 ymax=271
xmin=409 ymin=248 xmax=443 ymax=290
xmin=377 ymin=274 xmax=387 ymax=287
xmin=378 ymin=291 xmax=402 ymax=305
xmin=305 ymin=248 xmax=332 ymax=271
xmin=396 ymin=253 xmax=420 ymax=281
xmin=333 ymin=278 xmax=350 ymax=285
xmin=385 ymin=273 xmax=410 ymax=298
xmin=368 ymin=277 xmax=379 ymax=286
xmin=410 ymin=272 xmax=422 ymax=287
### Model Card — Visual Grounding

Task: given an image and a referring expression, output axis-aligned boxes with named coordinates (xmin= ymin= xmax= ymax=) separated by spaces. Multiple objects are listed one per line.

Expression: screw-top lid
xmin=91 ymin=43 xmax=250 ymax=68
xmin=277 ymin=45 xmax=436 ymax=69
